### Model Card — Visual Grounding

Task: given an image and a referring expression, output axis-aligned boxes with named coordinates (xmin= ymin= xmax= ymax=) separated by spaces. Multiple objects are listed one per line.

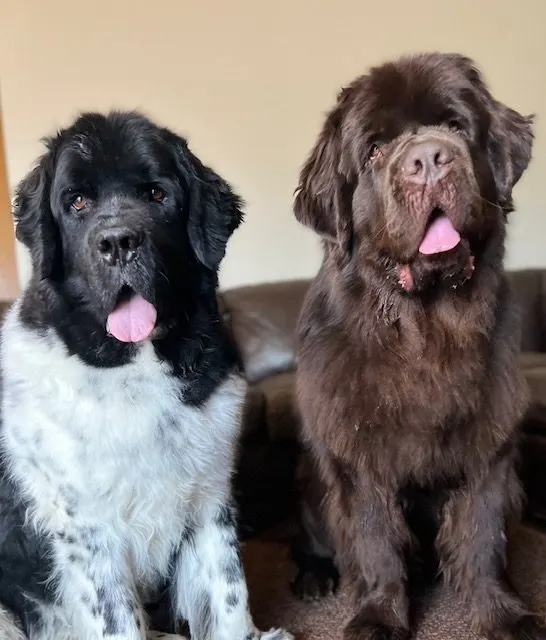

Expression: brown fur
xmin=292 ymin=53 xmax=543 ymax=639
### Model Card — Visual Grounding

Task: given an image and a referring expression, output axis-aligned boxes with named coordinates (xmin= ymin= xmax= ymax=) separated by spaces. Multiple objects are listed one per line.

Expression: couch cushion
xmin=522 ymin=366 xmax=546 ymax=439
xmin=520 ymin=352 xmax=546 ymax=371
xmin=219 ymin=280 xmax=310 ymax=384
xmin=525 ymin=369 xmax=546 ymax=405
xmin=520 ymin=433 xmax=546 ymax=525
xmin=508 ymin=270 xmax=545 ymax=352
xmin=257 ymin=371 xmax=300 ymax=441
xmin=541 ymin=271 xmax=546 ymax=347
xmin=525 ymin=368 xmax=546 ymax=420
xmin=241 ymin=385 xmax=267 ymax=438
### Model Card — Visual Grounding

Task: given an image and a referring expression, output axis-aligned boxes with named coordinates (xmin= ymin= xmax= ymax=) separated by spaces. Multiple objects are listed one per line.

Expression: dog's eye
xmin=149 ymin=187 xmax=166 ymax=203
xmin=368 ymin=143 xmax=382 ymax=161
xmin=71 ymin=195 xmax=87 ymax=212
xmin=448 ymin=119 xmax=462 ymax=133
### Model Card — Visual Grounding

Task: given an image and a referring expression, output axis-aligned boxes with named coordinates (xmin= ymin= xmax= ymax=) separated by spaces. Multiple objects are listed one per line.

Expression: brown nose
xmin=402 ymin=140 xmax=453 ymax=185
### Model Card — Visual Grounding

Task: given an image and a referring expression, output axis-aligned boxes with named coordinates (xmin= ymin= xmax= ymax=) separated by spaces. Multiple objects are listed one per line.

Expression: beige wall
xmin=0 ymin=108 xmax=20 ymax=300
xmin=1 ymin=0 xmax=544 ymax=291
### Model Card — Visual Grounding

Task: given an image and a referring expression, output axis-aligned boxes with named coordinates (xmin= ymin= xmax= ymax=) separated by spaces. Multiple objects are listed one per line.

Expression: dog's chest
xmin=1 ymin=315 xmax=245 ymax=576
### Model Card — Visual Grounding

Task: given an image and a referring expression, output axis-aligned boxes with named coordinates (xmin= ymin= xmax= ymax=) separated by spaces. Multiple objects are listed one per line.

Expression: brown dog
xmin=292 ymin=53 xmax=543 ymax=640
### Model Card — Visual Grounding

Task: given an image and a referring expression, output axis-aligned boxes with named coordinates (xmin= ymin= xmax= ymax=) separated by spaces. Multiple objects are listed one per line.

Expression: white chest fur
xmin=0 ymin=303 xmax=246 ymax=584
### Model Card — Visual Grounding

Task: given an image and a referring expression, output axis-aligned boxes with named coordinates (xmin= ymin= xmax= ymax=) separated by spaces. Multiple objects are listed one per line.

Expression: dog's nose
xmin=96 ymin=227 xmax=143 ymax=267
xmin=402 ymin=140 xmax=453 ymax=185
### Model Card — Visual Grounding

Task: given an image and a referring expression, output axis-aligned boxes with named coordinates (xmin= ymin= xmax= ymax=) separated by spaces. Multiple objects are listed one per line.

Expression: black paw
xmin=343 ymin=621 xmax=409 ymax=640
xmin=290 ymin=555 xmax=339 ymax=601
xmin=488 ymin=616 xmax=546 ymax=640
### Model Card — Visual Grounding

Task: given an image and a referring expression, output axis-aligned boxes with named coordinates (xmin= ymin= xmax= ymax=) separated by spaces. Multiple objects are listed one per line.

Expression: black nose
xmin=96 ymin=227 xmax=143 ymax=267
xmin=402 ymin=140 xmax=454 ymax=185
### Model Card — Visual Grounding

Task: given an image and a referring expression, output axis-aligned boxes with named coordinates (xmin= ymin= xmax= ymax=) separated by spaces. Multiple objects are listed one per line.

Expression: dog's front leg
xmin=170 ymin=503 xmax=293 ymax=640
xmin=53 ymin=527 xmax=146 ymax=640
xmin=436 ymin=455 xmax=546 ymax=639
xmin=335 ymin=476 xmax=411 ymax=640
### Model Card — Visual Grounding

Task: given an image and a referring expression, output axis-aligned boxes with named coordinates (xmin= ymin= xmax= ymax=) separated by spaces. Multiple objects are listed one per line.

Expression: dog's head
xmin=295 ymin=53 xmax=534 ymax=293
xmin=14 ymin=111 xmax=242 ymax=343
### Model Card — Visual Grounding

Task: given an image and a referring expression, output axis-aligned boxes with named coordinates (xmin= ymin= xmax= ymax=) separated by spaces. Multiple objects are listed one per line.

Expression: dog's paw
xmin=291 ymin=569 xmax=334 ymax=601
xmin=290 ymin=555 xmax=339 ymax=602
xmin=255 ymin=628 xmax=295 ymax=640
xmin=486 ymin=616 xmax=546 ymax=640
xmin=343 ymin=621 xmax=409 ymax=640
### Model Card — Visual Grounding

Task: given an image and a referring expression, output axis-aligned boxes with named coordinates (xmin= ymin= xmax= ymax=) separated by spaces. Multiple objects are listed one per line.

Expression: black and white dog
xmin=0 ymin=112 xmax=292 ymax=640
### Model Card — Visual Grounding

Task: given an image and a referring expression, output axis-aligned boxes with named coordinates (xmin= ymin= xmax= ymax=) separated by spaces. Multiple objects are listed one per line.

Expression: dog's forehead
xmin=353 ymin=56 xmax=473 ymax=134
xmin=55 ymin=115 xmax=172 ymax=184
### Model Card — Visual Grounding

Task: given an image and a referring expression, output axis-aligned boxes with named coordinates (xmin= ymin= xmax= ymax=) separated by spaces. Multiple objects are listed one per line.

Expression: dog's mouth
xmin=418 ymin=207 xmax=461 ymax=256
xmin=106 ymin=285 xmax=158 ymax=343
xmin=395 ymin=208 xmax=475 ymax=294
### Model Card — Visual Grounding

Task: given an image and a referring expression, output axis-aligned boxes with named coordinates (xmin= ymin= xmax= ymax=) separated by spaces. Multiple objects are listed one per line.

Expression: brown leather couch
xmin=219 ymin=270 xmax=546 ymax=530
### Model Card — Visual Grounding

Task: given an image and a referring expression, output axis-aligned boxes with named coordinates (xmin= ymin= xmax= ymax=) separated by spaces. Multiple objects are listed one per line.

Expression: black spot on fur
xmin=214 ymin=506 xmax=245 ymax=585
xmin=59 ymin=485 xmax=79 ymax=511
xmin=77 ymin=525 xmax=102 ymax=556
xmin=0 ymin=466 xmax=59 ymax=635
xmin=97 ymin=586 xmax=117 ymax=635
xmin=180 ymin=523 xmax=195 ymax=547
xmin=85 ymin=541 xmax=101 ymax=556
xmin=67 ymin=553 xmax=83 ymax=564
xmin=226 ymin=590 xmax=239 ymax=609
xmin=223 ymin=554 xmax=244 ymax=585
xmin=215 ymin=504 xmax=234 ymax=528
xmin=195 ymin=591 xmax=213 ymax=638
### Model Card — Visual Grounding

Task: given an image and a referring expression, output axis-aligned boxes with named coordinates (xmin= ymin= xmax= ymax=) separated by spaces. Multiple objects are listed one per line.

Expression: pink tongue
xmin=419 ymin=214 xmax=461 ymax=255
xmin=107 ymin=295 xmax=157 ymax=343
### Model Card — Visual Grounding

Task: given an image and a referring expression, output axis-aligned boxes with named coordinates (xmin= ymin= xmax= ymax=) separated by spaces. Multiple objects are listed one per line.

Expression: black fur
xmin=14 ymin=110 xmax=243 ymax=376
xmin=0 ymin=468 xmax=58 ymax=631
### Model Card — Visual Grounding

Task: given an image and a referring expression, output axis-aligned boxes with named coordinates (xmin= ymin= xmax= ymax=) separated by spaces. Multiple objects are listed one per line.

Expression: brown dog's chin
xmin=397 ymin=239 xmax=475 ymax=294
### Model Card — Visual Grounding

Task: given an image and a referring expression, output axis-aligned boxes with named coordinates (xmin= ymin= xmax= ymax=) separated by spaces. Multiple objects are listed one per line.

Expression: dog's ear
xmin=486 ymin=103 xmax=534 ymax=212
xmin=170 ymin=135 xmax=243 ymax=271
xmin=457 ymin=55 xmax=534 ymax=213
xmin=13 ymin=141 xmax=62 ymax=280
xmin=294 ymin=92 xmax=353 ymax=251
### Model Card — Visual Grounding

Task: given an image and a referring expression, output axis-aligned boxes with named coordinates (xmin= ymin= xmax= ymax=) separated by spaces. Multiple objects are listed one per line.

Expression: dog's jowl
xmin=0 ymin=111 xmax=292 ymax=640
xmin=292 ymin=53 xmax=545 ymax=640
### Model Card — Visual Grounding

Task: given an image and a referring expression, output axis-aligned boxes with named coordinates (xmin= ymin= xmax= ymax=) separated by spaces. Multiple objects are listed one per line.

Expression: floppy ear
xmin=486 ymin=102 xmax=534 ymax=212
xmin=170 ymin=136 xmax=243 ymax=270
xmin=13 ymin=143 xmax=62 ymax=280
xmin=294 ymin=93 xmax=353 ymax=251
xmin=457 ymin=54 xmax=534 ymax=213
xmin=187 ymin=151 xmax=244 ymax=270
